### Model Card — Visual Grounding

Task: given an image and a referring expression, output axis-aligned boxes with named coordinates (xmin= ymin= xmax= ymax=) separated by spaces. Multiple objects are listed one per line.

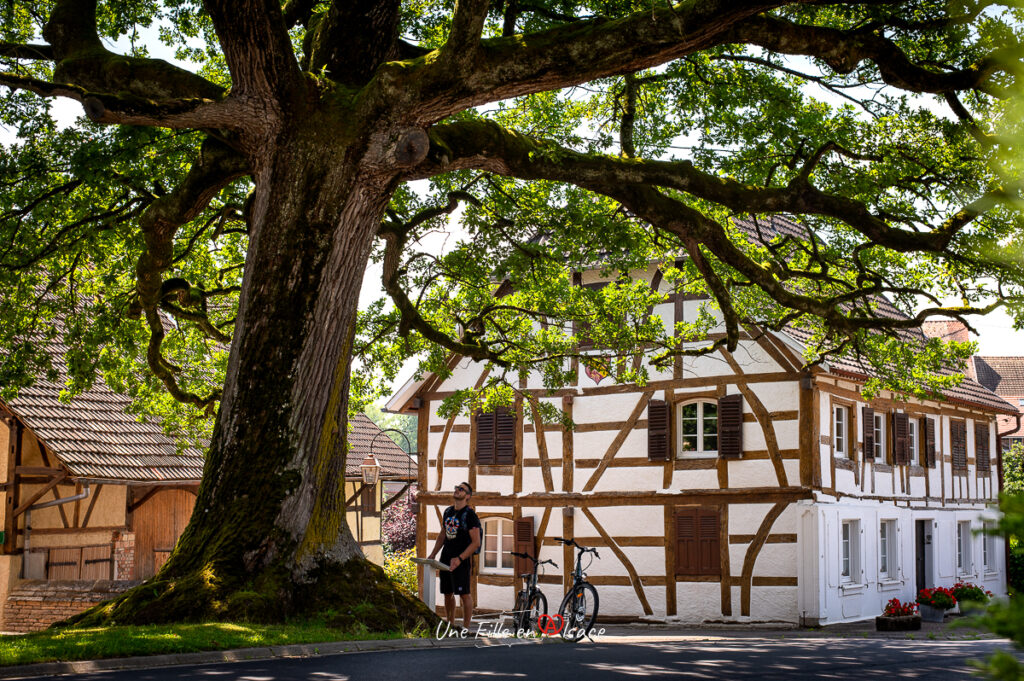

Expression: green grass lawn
xmin=0 ymin=622 xmax=409 ymax=667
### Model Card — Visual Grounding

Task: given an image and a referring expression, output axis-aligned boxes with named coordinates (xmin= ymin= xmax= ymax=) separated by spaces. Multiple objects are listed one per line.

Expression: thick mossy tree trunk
xmin=71 ymin=118 xmax=436 ymax=631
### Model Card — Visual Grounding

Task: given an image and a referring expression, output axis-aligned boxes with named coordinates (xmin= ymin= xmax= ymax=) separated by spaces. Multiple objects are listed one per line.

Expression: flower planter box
xmin=918 ymin=603 xmax=946 ymax=623
xmin=875 ymin=615 xmax=922 ymax=631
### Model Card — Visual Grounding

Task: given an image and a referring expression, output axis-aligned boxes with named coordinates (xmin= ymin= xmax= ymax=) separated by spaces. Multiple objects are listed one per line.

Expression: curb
xmin=0 ymin=634 xmax=551 ymax=680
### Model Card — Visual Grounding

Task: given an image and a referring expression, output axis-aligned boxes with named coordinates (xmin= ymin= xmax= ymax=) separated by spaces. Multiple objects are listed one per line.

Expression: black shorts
xmin=439 ymin=557 xmax=472 ymax=595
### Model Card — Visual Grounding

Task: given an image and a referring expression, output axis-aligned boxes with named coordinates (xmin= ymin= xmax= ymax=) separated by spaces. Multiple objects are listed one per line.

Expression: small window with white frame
xmin=841 ymin=519 xmax=861 ymax=584
xmin=879 ymin=519 xmax=898 ymax=580
xmin=482 ymin=517 xmax=514 ymax=574
xmin=908 ymin=418 xmax=919 ymax=465
xmin=677 ymin=401 xmax=718 ymax=457
xmin=956 ymin=520 xmax=972 ymax=575
xmin=873 ymin=412 xmax=886 ymax=462
xmin=834 ymin=405 xmax=849 ymax=459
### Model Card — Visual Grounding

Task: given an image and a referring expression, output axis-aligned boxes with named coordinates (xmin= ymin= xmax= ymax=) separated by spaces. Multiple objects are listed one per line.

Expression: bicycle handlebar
xmin=554 ymin=537 xmax=600 ymax=559
xmin=509 ymin=552 xmax=559 ymax=569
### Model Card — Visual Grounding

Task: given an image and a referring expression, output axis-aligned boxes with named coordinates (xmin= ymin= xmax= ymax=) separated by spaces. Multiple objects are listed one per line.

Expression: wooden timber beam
xmin=416 ymin=487 xmax=811 ymax=507
xmin=14 ymin=466 xmax=65 ymax=476
xmin=3 ymin=418 xmax=22 ymax=553
xmin=12 ymin=471 xmax=67 ymax=516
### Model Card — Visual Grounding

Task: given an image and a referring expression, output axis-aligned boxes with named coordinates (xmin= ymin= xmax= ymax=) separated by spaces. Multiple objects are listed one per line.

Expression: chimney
xmin=921 ymin=320 xmax=969 ymax=344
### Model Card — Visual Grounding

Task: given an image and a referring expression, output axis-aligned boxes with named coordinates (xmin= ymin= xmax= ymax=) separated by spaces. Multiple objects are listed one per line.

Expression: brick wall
xmin=3 ymin=580 xmax=136 ymax=632
xmin=112 ymin=531 xmax=136 ymax=580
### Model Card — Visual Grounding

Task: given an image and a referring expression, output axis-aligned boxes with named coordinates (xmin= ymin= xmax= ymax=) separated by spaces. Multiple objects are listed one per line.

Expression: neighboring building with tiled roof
xmin=970 ymin=356 xmax=1024 ymax=448
xmin=0 ymin=359 xmax=413 ymax=632
xmin=347 ymin=414 xmax=415 ymax=482
xmin=0 ymin=367 xmax=204 ymax=632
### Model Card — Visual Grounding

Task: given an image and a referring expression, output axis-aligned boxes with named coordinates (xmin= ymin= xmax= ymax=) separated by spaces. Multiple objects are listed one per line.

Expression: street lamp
xmin=360 ymin=453 xmax=381 ymax=485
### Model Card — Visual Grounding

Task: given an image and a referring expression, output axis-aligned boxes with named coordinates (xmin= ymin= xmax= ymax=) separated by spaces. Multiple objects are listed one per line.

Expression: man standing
xmin=427 ymin=482 xmax=481 ymax=631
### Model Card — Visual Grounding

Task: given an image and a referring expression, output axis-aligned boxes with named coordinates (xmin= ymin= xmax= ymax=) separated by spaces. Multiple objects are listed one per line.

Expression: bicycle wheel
xmin=523 ymin=591 xmax=547 ymax=635
xmin=558 ymin=582 xmax=599 ymax=641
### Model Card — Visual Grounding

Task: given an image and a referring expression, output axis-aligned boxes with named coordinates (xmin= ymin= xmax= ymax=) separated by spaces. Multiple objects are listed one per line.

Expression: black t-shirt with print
xmin=440 ymin=505 xmax=481 ymax=561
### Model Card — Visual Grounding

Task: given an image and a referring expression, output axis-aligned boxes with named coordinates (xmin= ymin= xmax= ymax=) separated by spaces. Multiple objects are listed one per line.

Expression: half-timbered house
xmin=387 ymin=255 xmax=1014 ymax=625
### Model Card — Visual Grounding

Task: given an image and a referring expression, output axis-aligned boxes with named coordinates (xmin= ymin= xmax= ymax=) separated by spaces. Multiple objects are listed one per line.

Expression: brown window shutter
xmin=717 ymin=394 xmax=743 ymax=459
xmin=893 ymin=413 xmax=909 ymax=464
xmin=697 ymin=508 xmax=721 ymax=576
xmin=924 ymin=417 xmax=936 ymax=467
xmin=975 ymin=422 xmax=990 ymax=471
xmin=951 ymin=420 xmax=967 ymax=470
xmin=862 ymin=407 xmax=875 ymax=458
xmin=648 ymin=399 xmax=670 ymax=461
xmin=476 ymin=411 xmax=496 ymax=464
xmin=514 ymin=517 xmax=535 ymax=576
xmin=495 ymin=407 xmax=516 ymax=464
xmin=674 ymin=508 xmax=698 ymax=576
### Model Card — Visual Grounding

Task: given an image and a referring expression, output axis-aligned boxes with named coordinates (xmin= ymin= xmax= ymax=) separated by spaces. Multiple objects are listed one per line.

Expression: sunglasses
xmin=454 ymin=486 xmax=469 ymax=494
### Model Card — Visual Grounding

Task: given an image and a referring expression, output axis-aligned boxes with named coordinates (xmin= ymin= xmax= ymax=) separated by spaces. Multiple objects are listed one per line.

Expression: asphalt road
xmin=48 ymin=636 xmax=1014 ymax=681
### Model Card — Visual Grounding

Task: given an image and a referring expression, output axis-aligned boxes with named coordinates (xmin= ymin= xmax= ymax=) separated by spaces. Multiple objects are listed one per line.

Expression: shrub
xmin=917 ymin=587 xmax=956 ymax=609
xmin=1010 ymin=548 xmax=1024 ymax=594
xmin=384 ymin=547 xmax=417 ymax=594
xmin=383 ymin=485 xmax=416 ymax=554
xmin=951 ymin=581 xmax=991 ymax=604
xmin=882 ymin=598 xmax=917 ymax=617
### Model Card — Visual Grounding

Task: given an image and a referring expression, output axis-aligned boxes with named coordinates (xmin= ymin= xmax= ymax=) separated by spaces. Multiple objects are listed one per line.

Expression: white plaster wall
xmin=579 ymin=507 xmax=662 ymax=538
xmin=752 ymin=544 xmax=798 ymax=577
xmin=740 ymin=422 xmax=767 ymax=453
xmin=673 ymin=469 xmax=719 ymax=489
xmin=573 ymin=393 xmax=646 ymax=423
xmin=729 ymin=503 xmax=780 ymax=534
xmin=589 ymin=458 xmax=661 ymax=493
xmin=671 ymin=583 xmax=725 ymax=623
xmin=749 ymin=587 xmax=799 ymax=622
xmin=728 ymin=460 xmax=781 ymax=488
xmin=783 ymin=461 xmax=801 ymax=485
xmin=748 ymin=381 xmax=799 ymax=410
xmin=771 ymin=420 xmax=800 ymax=452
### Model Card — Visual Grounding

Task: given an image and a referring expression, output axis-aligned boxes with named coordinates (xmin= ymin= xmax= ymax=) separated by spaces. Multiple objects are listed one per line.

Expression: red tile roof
xmin=972 ymin=356 xmax=1024 ymax=396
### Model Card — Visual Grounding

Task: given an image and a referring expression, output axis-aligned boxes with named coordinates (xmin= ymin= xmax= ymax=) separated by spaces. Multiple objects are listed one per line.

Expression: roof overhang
xmin=384 ymin=374 xmax=428 ymax=414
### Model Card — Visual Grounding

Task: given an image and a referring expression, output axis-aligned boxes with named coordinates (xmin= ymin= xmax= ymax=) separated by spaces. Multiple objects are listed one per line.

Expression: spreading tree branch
xmin=134 ymin=136 xmax=249 ymax=410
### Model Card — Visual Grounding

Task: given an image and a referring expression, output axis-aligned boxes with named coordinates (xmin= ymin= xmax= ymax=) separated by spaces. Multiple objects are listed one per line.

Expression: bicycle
xmin=554 ymin=536 xmax=600 ymax=642
xmin=509 ymin=550 xmax=557 ymax=635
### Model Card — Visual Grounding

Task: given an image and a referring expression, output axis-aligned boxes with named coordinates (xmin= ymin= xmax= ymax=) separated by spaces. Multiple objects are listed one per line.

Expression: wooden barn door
xmin=133 ymin=488 xmax=196 ymax=579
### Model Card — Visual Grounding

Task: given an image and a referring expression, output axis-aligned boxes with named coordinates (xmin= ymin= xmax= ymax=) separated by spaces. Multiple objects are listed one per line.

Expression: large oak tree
xmin=1 ymin=0 xmax=1022 ymax=624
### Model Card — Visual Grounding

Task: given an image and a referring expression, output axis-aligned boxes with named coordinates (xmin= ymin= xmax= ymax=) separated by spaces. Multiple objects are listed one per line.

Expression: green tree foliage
xmin=1006 ymin=442 xmax=1024 ymax=497
xmin=977 ymin=490 xmax=1024 ymax=680
xmin=1 ymin=0 xmax=1023 ymax=624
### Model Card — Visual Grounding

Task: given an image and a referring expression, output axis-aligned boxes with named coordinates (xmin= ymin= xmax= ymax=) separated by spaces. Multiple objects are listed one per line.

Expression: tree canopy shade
xmin=1 ymin=0 xmax=1023 ymax=623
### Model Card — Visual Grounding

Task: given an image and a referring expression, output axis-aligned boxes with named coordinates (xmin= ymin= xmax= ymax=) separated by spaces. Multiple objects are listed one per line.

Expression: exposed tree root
xmin=60 ymin=557 xmax=439 ymax=634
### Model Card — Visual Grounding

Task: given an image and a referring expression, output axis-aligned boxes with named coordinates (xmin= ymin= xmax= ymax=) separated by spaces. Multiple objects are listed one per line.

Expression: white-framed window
xmin=983 ymin=521 xmax=997 ymax=572
xmin=834 ymin=405 xmax=849 ymax=459
xmin=873 ymin=412 xmax=886 ymax=462
xmin=879 ymin=519 xmax=898 ymax=580
xmin=908 ymin=418 xmax=919 ymax=464
xmin=957 ymin=521 xmax=972 ymax=575
xmin=841 ymin=519 xmax=861 ymax=583
xmin=678 ymin=401 xmax=718 ymax=457
xmin=482 ymin=518 xmax=514 ymax=573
